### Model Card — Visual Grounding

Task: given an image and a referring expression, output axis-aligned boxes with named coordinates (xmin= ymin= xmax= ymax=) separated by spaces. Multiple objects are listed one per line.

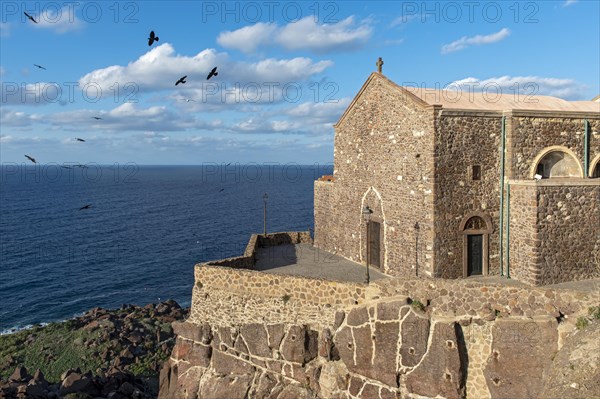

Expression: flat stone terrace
xmin=254 ymin=243 xmax=387 ymax=283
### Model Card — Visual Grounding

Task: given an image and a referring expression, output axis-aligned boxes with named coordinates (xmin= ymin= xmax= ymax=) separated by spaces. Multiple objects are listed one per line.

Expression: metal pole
xmin=263 ymin=194 xmax=267 ymax=236
xmin=499 ymin=115 xmax=506 ymax=277
xmin=506 ymin=183 xmax=511 ymax=279
xmin=365 ymin=220 xmax=370 ymax=284
xmin=584 ymin=119 xmax=590 ymax=177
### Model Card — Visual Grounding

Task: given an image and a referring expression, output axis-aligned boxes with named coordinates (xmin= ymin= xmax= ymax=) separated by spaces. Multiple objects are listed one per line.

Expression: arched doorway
xmin=460 ymin=213 xmax=493 ymax=278
xmin=531 ymin=146 xmax=583 ymax=178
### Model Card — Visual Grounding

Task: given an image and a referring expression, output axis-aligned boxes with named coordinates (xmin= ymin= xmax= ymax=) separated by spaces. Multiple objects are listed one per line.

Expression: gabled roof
xmin=408 ymin=87 xmax=600 ymax=113
xmin=334 ymin=73 xmax=432 ymax=128
xmin=335 ymin=73 xmax=599 ymax=128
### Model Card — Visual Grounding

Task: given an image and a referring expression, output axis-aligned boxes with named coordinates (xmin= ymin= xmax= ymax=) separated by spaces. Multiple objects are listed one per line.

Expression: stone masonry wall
xmin=205 ymin=232 xmax=312 ymax=270
xmin=314 ymin=73 xmax=436 ymax=278
xmin=506 ymin=183 xmax=539 ymax=285
xmin=434 ymin=111 xmax=503 ymax=279
xmin=162 ymin=270 xmax=599 ymax=399
xmin=188 ymin=265 xmax=365 ymax=329
xmin=535 ymin=184 xmax=600 ymax=284
xmin=509 ymin=182 xmax=600 ymax=285
xmin=508 ymin=114 xmax=600 ymax=179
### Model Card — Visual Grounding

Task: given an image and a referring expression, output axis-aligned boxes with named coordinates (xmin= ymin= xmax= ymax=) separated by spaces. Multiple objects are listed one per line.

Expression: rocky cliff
xmin=159 ymin=294 xmax=600 ymax=399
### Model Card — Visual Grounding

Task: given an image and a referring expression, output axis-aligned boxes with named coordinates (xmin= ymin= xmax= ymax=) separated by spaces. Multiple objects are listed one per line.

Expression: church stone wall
xmin=509 ymin=182 xmax=600 ymax=285
xmin=507 ymin=114 xmax=600 ymax=180
xmin=433 ymin=111 xmax=503 ymax=279
xmin=535 ymin=184 xmax=600 ymax=284
xmin=314 ymin=74 xmax=436 ymax=277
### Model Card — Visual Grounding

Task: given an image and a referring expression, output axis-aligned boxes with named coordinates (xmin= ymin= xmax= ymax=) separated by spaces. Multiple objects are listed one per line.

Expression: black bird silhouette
xmin=207 ymin=67 xmax=218 ymax=80
xmin=92 ymin=116 xmax=102 ymax=120
xmin=175 ymin=75 xmax=187 ymax=86
xmin=79 ymin=204 xmax=92 ymax=211
xmin=60 ymin=165 xmax=73 ymax=169
xmin=24 ymin=155 xmax=36 ymax=163
xmin=76 ymin=164 xmax=88 ymax=168
xmin=24 ymin=12 xmax=37 ymax=23
xmin=219 ymin=188 xmax=225 ymax=192
xmin=148 ymin=30 xmax=159 ymax=46
xmin=33 ymin=64 xmax=46 ymax=70
xmin=75 ymin=138 xmax=85 ymax=142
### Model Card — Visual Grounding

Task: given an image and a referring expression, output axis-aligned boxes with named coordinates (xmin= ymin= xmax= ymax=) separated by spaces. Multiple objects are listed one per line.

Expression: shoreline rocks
xmin=0 ymin=300 xmax=188 ymax=399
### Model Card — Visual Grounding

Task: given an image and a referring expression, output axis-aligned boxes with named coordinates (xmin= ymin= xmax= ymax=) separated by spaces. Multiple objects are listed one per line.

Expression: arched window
xmin=590 ymin=155 xmax=600 ymax=178
xmin=532 ymin=148 xmax=582 ymax=179
xmin=464 ymin=216 xmax=486 ymax=231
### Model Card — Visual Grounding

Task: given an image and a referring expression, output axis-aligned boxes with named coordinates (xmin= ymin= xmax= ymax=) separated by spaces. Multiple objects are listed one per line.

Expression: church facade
xmin=314 ymin=70 xmax=600 ymax=286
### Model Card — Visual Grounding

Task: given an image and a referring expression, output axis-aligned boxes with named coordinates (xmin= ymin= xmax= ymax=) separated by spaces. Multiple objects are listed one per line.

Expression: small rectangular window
xmin=472 ymin=165 xmax=481 ymax=181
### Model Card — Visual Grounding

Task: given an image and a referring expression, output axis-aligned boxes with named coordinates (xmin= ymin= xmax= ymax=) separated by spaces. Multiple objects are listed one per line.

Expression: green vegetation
xmin=410 ymin=300 xmax=426 ymax=313
xmin=588 ymin=305 xmax=600 ymax=320
xmin=576 ymin=317 xmax=589 ymax=330
xmin=0 ymin=306 xmax=181 ymax=384
xmin=0 ymin=321 xmax=105 ymax=382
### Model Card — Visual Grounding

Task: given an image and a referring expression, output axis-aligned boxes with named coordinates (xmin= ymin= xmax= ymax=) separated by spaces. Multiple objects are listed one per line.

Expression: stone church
xmin=314 ymin=63 xmax=600 ymax=286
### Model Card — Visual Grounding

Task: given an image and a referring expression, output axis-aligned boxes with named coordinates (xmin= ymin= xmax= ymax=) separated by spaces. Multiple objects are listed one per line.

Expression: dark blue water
xmin=0 ymin=164 xmax=332 ymax=333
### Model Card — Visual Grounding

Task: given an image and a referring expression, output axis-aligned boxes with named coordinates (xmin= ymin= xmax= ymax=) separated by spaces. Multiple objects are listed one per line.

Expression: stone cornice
xmin=508 ymin=179 xmax=600 ymax=187
xmin=504 ymin=109 xmax=600 ymax=119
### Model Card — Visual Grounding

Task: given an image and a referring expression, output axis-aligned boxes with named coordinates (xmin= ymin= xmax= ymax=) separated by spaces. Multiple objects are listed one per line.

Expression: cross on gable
xmin=376 ymin=57 xmax=384 ymax=73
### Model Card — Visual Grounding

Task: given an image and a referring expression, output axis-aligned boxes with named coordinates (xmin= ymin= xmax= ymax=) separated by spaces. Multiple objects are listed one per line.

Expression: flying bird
xmin=24 ymin=12 xmax=37 ymax=23
xmin=207 ymin=67 xmax=218 ymax=80
xmin=92 ymin=116 xmax=102 ymax=120
xmin=33 ymin=64 xmax=46 ymax=70
xmin=24 ymin=155 xmax=36 ymax=164
xmin=175 ymin=75 xmax=187 ymax=86
xmin=78 ymin=204 xmax=92 ymax=211
xmin=75 ymin=138 xmax=85 ymax=142
xmin=219 ymin=188 xmax=225 ymax=192
xmin=60 ymin=165 xmax=73 ymax=169
xmin=179 ymin=98 xmax=196 ymax=102
xmin=148 ymin=30 xmax=159 ymax=46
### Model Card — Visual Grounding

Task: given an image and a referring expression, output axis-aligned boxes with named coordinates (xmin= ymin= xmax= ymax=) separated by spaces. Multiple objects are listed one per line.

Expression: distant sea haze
xmin=0 ymin=164 xmax=331 ymax=333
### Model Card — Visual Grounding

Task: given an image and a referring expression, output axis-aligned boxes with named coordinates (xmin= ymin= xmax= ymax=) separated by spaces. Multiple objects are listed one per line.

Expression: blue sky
xmin=1 ymin=0 xmax=599 ymax=164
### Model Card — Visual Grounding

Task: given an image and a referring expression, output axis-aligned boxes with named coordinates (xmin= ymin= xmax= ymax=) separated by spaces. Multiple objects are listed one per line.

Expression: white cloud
xmin=564 ymin=0 xmax=578 ymax=6
xmin=1 ymin=82 xmax=68 ymax=106
xmin=449 ymin=76 xmax=588 ymax=100
xmin=0 ymin=22 xmax=10 ymax=37
xmin=34 ymin=6 xmax=82 ymax=33
xmin=441 ymin=28 xmax=510 ymax=54
xmin=228 ymin=98 xmax=351 ymax=135
xmin=217 ymin=22 xmax=277 ymax=54
xmin=0 ymin=110 xmax=42 ymax=127
xmin=390 ymin=14 xmax=419 ymax=27
xmin=48 ymin=103 xmax=223 ymax=132
xmin=283 ymin=98 xmax=350 ymax=125
xmin=217 ymin=16 xmax=372 ymax=54
xmin=78 ymin=44 xmax=333 ymax=101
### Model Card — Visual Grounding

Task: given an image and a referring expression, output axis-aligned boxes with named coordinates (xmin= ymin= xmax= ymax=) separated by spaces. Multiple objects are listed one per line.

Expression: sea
xmin=0 ymin=164 xmax=332 ymax=334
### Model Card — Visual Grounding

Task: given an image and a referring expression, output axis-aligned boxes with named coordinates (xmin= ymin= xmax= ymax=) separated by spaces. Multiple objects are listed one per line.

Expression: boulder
xmin=60 ymin=372 xmax=100 ymax=397
xmin=198 ymin=373 xmax=252 ymax=399
xmin=404 ymin=321 xmax=466 ymax=399
xmin=8 ymin=366 xmax=31 ymax=383
xmin=485 ymin=317 xmax=558 ymax=399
